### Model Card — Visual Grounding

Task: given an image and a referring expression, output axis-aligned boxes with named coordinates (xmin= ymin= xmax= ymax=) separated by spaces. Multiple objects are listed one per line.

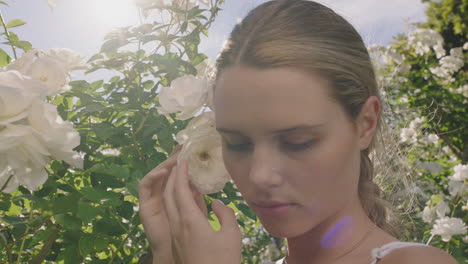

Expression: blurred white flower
xmin=464 ymin=235 xmax=468 ymax=243
xmin=423 ymin=134 xmax=439 ymax=144
xmin=0 ymin=71 xmax=48 ymax=125
xmin=6 ymin=49 xmax=88 ymax=96
xmin=448 ymin=180 xmax=467 ymax=197
xmin=421 ymin=199 xmax=450 ymax=223
xmin=421 ymin=205 xmax=435 ymax=223
xmin=367 ymin=44 xmax=385 ymax=56
xmin=156 ymin=75 xmax=211 ymax=120
xmin=449 ymin=47 xmax=463 ymax=58
xmin=383 ymin=48 xmax=404 ymax=65
xmin=407 ymin=28 xmax=444 ymax=57
xmin=450 ymin=164 xmax=468 ymax=181
xmin=463 ymin=42 xmax=468 ymax=50
xmin=433 ymin=44 xmax=445 ymax=58
xmin=100 ymin=148 xmax=121 ymax=156
xmin=400 ymin=127 xmax=417 ymax=144
xmin=176 ymin=127 xmax=230 ymax=194
xmin=435 ymin=200 xmax=450 ymax=218
xmin=27 ymin=99 xmax=83 ymax=169
xmin=242 ymin=237 xmax=252 ymax=246
xmin=0 ymin=124 xmax=50 ymax=192
xmin=399 ymin=96 xmax=409 ymax=103
xmin=430 ymin=50 xmax=464 ymax=79
xmin=430 ymin=217 xmax=467 ymax=242
xmin=410 ymin=117 xmax=424 ymax=128
xmin=47 ymin=0 xmax=60 ymax=8
xmin=449 ymin=84 xmax=468 ymax=97
xmin=462 ymin=201 xmax=468 ymax=211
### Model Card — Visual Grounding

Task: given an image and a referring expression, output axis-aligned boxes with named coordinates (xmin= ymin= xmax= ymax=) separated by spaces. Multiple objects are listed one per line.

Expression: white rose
xmin=156 ymin=75 xmax=211 ymax=120
xmin=450 ymin=164 xmax=468 ymax=181
xmin=27 ymin=99 xmax=83 ymax=169
xmin=43 ymin=48 xmax=89 ymax=71
xmin=176 ymin=129 xmax=230 ymax=194
xmin=6 ymin=49 xmax=87 ymax=96
xmin=448 ymin=180 xmax=467 ymax=197
xmin=175 ymin=111 xmax=215 ymax=145
xmin=430 ymin=217 xmax=467 ymax=242
xmin=421 ymin=205 xmax=435 ymax=223
xmin=0 ymin=71 xmax=48 ymax=125
xmin=0 ymin=124 xmax=51 ymax=192
xmin=435 ymin=200 xmax=450 ymax=218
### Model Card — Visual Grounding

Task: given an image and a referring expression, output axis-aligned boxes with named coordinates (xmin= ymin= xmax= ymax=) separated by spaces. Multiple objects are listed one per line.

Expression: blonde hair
xmin=212 ymin=0 xmax=417 ymax=239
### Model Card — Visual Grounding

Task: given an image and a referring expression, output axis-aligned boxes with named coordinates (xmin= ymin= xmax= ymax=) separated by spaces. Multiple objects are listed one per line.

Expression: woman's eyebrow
xmin=216 ymin=124 xmax=324 ymax=135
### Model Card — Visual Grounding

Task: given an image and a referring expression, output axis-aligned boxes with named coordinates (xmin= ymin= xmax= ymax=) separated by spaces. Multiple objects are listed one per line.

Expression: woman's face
xmin=213 ymin=65 xmax=373 ymax=238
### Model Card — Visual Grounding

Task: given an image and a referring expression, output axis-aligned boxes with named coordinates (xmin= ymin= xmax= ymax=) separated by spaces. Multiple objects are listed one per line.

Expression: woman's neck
xmin=285 ymin=196 xmax=378 ymax=264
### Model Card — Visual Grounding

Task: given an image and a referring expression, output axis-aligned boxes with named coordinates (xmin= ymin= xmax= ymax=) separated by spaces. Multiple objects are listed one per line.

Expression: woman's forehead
xmin=214 ymin=66 xmax=337 ymax=118
xmin=213 ymin=66 xmax=342 ymax=134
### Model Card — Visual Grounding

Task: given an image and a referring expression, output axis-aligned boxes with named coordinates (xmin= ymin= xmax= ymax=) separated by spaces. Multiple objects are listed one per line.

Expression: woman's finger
xmin=212 ymin=199 xmax=240 ymax=234
xmin=191 ymin=183 xmax=208 ymax=217
xmin=163 ymin=164 xmax=181 ymax=230
xmin=138 ymin=167 xmax=168 ymax=203
xmin=174 ymin=160 xmax=210 ymax=226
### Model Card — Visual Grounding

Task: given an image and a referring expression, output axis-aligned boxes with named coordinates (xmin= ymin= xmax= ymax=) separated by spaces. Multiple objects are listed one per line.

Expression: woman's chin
xmin=259 ymin=217 xmax=310 ymax=238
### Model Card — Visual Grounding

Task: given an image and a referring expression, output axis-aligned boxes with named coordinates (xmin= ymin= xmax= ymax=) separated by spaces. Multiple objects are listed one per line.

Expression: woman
xmin=138 ymin=1 xmax=459 ymax=263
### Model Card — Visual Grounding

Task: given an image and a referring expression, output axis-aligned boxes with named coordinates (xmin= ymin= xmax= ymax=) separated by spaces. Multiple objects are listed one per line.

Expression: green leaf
xmin=117 ymin=201 xmax=134 ymax=220
xmin=236 ymin=203 xmax=257 ymax=221
xmin=0 ymin=1 xmax=9 ymax=6
xmin=158 ymin=128 xmax=174 ymax=153
xmin=77 ymin=201 xmax=104 ymax=223
xmin=11 ymin=40 xmax=32 ymax=52
xmin=100 ymin=38 xmax=129 ymax=53
xmin=54 ymin=214 xmax=81 ymax=230
xmin=62 ymin=247 xmax=79 ymax=264
xmin=93 ymin=236 xmax=110 ymax=251
xmin=79 ymin=233 xmax=95 ymax=256
xmin=6 ymin=19 xmax=26 ymax=28
xmin=0 ymin=200 xmax=10 ymax=211
xmin=0 ymin=48 xmax=11 ymax=67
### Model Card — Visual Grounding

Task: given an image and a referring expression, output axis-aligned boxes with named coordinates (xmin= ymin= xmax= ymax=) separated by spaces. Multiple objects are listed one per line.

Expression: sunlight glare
xmin=90 ymin=0 xmax=139 ymax=29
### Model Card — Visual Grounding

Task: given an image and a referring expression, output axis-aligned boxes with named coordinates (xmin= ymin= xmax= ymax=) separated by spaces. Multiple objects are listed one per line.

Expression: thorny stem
xmin=0 ymin=232 xmax=12 ymax=263
xmin=0 ymin=173 xmax=13 ymax=193
xmin=107 ymin=216 xmax=139 ymax=264
xmin=30 ymin=226 xmax=60 ymax=264
xmin=16 ymin=210 xmax=35 ymax=264
xmin=0 ymin=9 xmax=17 ymax=59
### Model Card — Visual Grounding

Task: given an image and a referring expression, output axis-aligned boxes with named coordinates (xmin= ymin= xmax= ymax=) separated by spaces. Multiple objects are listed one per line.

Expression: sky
xmin=0 ymin=0 xmax=429 ymax=81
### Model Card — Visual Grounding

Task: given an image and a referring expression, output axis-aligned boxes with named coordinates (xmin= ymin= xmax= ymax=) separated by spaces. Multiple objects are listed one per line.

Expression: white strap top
xmin=370 ymin=241 xmax=429 ymax=264
xmin=261 ymin=241 xmax=430 ymax=264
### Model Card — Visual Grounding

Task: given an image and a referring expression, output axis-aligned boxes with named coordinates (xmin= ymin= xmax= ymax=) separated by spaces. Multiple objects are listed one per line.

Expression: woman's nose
xmin=248 ymin=147 xmax=283 ymax=189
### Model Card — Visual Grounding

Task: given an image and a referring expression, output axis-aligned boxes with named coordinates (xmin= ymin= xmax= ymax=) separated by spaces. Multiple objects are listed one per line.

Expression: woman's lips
xmin=251 ymin=201 xmax=296 ymax=217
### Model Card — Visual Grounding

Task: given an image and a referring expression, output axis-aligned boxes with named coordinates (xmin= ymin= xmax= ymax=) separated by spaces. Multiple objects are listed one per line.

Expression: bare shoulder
xmin=378 ymin=245 xmax=459 ymax=264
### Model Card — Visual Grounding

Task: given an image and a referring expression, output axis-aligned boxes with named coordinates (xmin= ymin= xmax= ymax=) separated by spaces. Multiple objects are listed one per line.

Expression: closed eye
xmin=224 ymin=140 xmax=316 ymax=152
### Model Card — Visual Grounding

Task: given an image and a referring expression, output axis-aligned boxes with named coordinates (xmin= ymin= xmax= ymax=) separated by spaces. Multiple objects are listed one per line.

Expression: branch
xmin=0 ymin=9 xmax=17 ymax=59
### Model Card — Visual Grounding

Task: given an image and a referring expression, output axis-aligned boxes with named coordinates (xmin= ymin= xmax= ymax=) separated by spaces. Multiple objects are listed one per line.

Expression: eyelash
xmin=225 ymin=141 xmax=315 ymax=152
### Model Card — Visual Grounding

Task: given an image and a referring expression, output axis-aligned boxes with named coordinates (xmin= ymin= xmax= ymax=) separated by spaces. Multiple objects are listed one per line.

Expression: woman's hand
xmin=163 ymin=159 xmax=242 ymax=264
xmin=138 ymin=145 xmax=208 ymax=264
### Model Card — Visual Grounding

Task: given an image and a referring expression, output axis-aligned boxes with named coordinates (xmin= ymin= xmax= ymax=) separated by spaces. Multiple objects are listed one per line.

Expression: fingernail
xmin=216 ymin=199 xmax=224 ymax=205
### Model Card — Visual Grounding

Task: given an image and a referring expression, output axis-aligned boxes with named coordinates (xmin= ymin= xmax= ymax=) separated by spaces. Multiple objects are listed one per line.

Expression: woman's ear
xmin=357 ymin=96 xmax=381 ymax=150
